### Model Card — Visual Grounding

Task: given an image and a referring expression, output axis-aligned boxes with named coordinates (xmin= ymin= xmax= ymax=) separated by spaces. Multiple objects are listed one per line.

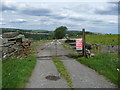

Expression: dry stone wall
xmin=65 ymin=39 xmax=119 ymax=54
xmin=100 ymin=45 xmax=119 ymax=54
xmin=0 ymin=32 xmax=30 ymax=59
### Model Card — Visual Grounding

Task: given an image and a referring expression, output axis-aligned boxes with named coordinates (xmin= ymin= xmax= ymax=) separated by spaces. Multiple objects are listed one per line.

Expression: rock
xmin=90 ymin=53 xmax=95 ymax=57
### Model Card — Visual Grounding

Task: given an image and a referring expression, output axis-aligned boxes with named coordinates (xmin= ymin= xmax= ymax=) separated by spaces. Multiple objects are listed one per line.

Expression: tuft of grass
xmin=75 ymin=54 xmax=119 ymax=87
xmin=52 ymin=57 xmax=73 ymax=88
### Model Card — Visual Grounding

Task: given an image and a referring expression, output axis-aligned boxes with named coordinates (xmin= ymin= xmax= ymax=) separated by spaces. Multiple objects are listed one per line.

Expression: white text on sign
xmin=76 ymin=39 xmax=82 ymax=50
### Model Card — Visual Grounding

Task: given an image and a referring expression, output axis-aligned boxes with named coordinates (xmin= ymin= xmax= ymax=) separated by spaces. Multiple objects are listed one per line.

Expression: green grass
xmin=2 ymin=40 xmax=51 ymax=88
xmin=52 ymin=57 xmax=73 ymax=88
xmin=63 ymin=35 xmax=119 ymax=87
xmin=2 ymin=55 xmax=36 ymax=88
xmin=86 ymin=34 xmax=119 ymax=45
xmin=33 ymin=40 xmax=52 ymax=46
xmin=75 ymin=54 xmax=119 ymax=87
xmin=73 ymin=34 xmax=119 ymax=45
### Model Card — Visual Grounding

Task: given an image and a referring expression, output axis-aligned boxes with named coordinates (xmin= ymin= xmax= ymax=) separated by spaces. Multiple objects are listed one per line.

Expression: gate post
xmin=82 ymin=29 xmax=86 ymax=57
xmin=55 ymin=39 xmax=57 ymax=57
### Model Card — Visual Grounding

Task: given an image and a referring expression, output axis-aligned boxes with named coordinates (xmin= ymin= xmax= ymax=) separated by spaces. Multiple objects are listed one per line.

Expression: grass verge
xmin=75 ymin=54 xmax=119 ymax=87
xmin=2 ymin=40 xmax=51 ymax=88
xmin=52 ymin=57 xmax=73 ymax=88
xmin=62 ymin=41 xmax=119 ymax=87
xmin=2 ymin=55 xmax=36 ymax=88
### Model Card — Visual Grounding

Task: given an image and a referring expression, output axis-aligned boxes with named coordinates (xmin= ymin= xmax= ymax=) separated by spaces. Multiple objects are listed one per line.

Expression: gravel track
xmin=60 ymin=56 xmax=116 ymax=88
xmin=25 ymin=40 xmax=117 ymax=88
xmin=25 ymin=41 xmax=68 ymax=88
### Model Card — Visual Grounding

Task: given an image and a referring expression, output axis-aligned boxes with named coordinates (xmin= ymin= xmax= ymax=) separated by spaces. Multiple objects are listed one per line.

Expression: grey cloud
xmin=21 ymin=7 xmax=67 ymax=20
xmin=10 ymin=21 xmax=27 ymax=24
xmin=1 ymin=2 xmax=17 ymax=11
xmin=21 ymin=8 xmax=66 ymax=20
xmin=118 ymin=2 xmax=120 ymax=14
xmin=69 ymin=17 xmax=86 ymax=22
xmin=91 ymin=19 xmax=117 ymax=25
xmin=40 ymin=19 xmax=48 ymax=22
xmin=21 ymin=8 xmax=51 ymax=16
xmin=39 ymin=16 xmax=66 ymax=22
xmin=51 ymin=15 xmax=67 ymax=20
xmin=92 ymin=20 xmax=104 ymax=24
xmin=1 ymin=2 xmax=52 ymax=17
xmin=1 ymin=2 xmax=68 ymax=20
xmin=95 ymin=3 xmax=118 ymax=15
xmin=108 ymin=2 xmax=118 ymax=5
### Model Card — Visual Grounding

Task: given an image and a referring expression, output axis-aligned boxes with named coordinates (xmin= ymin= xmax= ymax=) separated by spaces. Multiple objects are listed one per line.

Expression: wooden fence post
xmin=82 ymin=29 xmax=86 ymax=57
xmin=55 ymin=39 xmax=57 ymax=57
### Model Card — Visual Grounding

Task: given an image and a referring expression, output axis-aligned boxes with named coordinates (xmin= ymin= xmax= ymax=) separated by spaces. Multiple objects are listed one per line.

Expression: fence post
xmin=82 ymin=29 xmax=86 ymax=57
xmin=55 ymin=39 xmax=57 ymax=57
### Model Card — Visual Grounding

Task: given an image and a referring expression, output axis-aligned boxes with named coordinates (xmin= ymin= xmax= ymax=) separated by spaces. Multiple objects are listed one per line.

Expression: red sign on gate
xmin=76 ymin=39 xmax=82 ymax=50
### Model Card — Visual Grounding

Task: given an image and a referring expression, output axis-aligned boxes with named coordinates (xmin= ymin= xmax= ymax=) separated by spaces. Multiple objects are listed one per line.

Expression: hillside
xmin=1 ymin=28 xmax=97 ymax=34
xmin=0 ymin=28 xmax=31 ymax=34
xmin=0 ymin=28 xmax=101 ymax=40
xmin=0 ymin=28 xmax=53 ymax=40
xmin=32 ymin=30 xmax=50 ymax=33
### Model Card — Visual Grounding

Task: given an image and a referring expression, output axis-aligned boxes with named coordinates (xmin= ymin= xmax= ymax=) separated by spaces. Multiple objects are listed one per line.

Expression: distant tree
xmin=54 ymin=26 xmax=68 ymax=39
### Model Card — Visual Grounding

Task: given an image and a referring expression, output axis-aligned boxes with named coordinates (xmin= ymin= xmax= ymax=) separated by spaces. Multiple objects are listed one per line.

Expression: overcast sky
xmin=0 ymin=0 xmax=119 ymax=34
